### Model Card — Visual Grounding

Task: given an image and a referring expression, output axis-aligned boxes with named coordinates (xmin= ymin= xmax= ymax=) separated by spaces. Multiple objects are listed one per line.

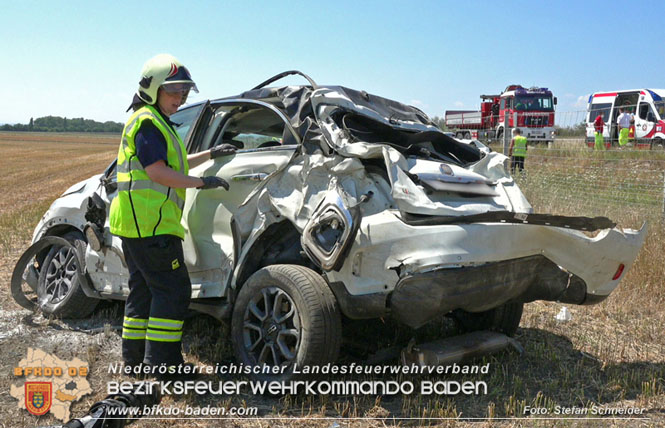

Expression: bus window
xmin=639 ymin=103 xmax=656 ymax=122
xmin=589 ymin=103 xmax=611 ymax=122
xmin=655 ymin=101 xmax=665 ymax=120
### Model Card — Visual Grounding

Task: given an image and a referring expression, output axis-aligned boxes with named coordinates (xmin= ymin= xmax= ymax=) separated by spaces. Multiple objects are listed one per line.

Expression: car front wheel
xmin=231 ymin=264 xmax=341 ymax=379
xmin=37 ymin=231 xmax=98 ymax=318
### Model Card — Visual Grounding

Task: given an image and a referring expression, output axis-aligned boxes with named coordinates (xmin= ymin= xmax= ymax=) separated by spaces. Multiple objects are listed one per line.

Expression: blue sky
xmin=2 ymin=0 xmax=663 ymax=124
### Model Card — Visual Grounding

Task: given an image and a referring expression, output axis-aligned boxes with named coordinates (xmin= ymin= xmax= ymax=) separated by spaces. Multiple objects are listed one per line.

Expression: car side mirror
xmin=553 ymin=97 xmax=557 ymax=106
xmin=100 ymin=176 xmax=117 ymax=195
xmin=647 ymin=113 xmax=655 ymax=123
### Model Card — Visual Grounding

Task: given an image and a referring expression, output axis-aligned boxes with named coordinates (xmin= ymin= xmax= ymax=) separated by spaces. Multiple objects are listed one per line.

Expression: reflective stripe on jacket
xmin=513 ymin=136 xmax=528 ymax=157
xmin=109 ymin=105 xmax=189 ymax=239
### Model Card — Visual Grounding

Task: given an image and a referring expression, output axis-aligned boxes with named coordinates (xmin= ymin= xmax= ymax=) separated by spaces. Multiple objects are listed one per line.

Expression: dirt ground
xmin=0 ymin=132 xmax=663 ymax=428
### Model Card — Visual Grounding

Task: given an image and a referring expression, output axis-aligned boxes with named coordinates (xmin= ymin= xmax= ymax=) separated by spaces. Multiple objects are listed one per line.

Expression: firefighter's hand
xmin=210 ymin=144 xmax=237 ymax=159
xmin=198 ymin=176 xmax=230 ymax=190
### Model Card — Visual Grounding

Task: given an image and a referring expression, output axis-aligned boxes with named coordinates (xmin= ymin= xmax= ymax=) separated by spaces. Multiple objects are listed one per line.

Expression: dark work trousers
xmin=120 ymin=234 xmax=191 ymax=366
xmin=511 ymin=156 xmax=525 ymax=173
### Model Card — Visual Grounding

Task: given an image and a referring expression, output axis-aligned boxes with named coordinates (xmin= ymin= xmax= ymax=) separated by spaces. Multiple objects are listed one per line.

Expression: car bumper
xmin=326 ymin=211 xmax=646 ymax=325
xmin=390 ymin=255 xmax=588 ymax=328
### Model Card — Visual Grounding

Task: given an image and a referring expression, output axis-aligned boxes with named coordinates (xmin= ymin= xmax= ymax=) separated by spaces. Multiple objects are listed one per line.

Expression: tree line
xmin=0 ymin=116 xmax=123 ymax=133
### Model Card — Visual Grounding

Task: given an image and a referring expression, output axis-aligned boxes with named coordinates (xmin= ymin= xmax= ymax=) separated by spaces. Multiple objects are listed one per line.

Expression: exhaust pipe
xmin=401 ymin=331 xmax=523 ymax=367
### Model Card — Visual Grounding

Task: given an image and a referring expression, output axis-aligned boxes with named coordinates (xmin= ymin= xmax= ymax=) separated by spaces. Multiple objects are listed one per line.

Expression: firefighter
xmin=109 ymin=54 xmax=235 ymax=370
xmin=508 ymin=128 xmax=527 ymax=173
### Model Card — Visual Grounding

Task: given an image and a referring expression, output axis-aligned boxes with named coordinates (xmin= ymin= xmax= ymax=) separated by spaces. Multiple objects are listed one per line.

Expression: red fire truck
xmin=444 ymin=85 xmax=557 ymax=143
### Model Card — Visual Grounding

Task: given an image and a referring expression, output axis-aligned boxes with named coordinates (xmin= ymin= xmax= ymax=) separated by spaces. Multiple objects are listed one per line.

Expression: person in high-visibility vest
xmin=508 ymin=128 xmax=528 ymax=173
xmin=617 ymin=107 xmax=631 ymax=147
xmin=110 ymin=54 xmax=236 ymax=371
xmin=593 ymin=112 xmax=605 ymax=150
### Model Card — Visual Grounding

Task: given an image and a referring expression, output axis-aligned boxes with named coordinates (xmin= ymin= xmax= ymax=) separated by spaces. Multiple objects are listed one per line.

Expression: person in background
xmin=109 ymin=53 xmax=236 ymax=373
xmin=629 ymin=107 xmax=636 ymax=143
xmin=617 ymin=107 xmax=631 ymax=147
xmin=593 ymin=112 xmax=605 ymax=150
xmin=508 ymin=128 xmax=528 ymax=173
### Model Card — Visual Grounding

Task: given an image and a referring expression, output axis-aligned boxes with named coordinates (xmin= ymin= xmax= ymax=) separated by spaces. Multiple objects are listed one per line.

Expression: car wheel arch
xmin=233 ymin=220 xmax=318 ymax=293
xmin=33 ymin=230 xmax=99 ymax=318
xmin=35 ymin=225 xmax=85 ymax=264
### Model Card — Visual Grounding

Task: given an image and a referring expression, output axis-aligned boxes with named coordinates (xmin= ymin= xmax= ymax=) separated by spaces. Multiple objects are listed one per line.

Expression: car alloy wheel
xmin=36 ymin=231 xmax=98 ymax=318
xmin=231 ymin=264 xmax=341 ymax=380
xmin=242 ymin=286 xmax=301 ymax=366
xmin=41 ymin=245 xmax=78 ymax=306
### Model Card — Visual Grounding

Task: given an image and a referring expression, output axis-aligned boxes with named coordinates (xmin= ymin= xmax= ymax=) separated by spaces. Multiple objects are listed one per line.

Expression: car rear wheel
xmin=452 ymin=302 xmax=523 ymax=337
xmin=231 ymin=264 xmax=341 ymax=379
xmin=37 ymin=231 xmax=98 ymax=318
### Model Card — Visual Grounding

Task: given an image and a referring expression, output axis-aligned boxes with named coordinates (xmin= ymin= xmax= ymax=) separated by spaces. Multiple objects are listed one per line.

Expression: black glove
xmin=210 ymin=144 xmax=237 ymax=159
xmin=198 ymin=176 xmax=230 ymax=190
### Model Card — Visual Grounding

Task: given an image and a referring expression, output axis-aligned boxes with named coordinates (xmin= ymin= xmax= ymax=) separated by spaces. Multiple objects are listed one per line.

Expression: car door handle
xmin=231 ymin=173 xmax=268 ymax=182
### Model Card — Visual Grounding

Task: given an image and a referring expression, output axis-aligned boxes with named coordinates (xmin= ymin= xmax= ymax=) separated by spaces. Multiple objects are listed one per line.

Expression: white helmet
xmin=136 ymin=53 xmax=198 ymax=105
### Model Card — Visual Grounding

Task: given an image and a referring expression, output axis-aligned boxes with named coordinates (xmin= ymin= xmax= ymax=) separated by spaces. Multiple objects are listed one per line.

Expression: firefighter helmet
xmin=136 ymin=54 xmax=198 ymax=105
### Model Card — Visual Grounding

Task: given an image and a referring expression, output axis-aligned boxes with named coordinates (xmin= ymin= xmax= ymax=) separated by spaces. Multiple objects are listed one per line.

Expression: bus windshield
xmin=655 ymin=101 xmax=665 ymax=120
xmin=514 ymin=96 xmax=554 ymax=111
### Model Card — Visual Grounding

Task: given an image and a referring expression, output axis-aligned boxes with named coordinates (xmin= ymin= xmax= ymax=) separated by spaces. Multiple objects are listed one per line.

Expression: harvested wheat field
xmin=0 ymin=132 xmax=663 ymax=428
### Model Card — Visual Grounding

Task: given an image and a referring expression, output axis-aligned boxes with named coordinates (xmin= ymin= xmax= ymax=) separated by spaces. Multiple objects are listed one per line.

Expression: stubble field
xmin=0 ymin=132 xmax=663 ymax=428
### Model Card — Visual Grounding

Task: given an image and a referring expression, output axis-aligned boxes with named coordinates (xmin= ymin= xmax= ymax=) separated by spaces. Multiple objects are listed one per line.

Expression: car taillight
xmin=612 ymin=264 xmax=625 ymax=280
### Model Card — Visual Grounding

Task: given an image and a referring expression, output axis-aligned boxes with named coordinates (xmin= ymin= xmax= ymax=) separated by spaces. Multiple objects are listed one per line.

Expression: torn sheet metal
xmin=401 ymin=211 xmax=616 ymax=231
xmin=232 ymin=87 xmax=529 ymax=272
xmin=231 ymin=83 xmax=645 ymax=312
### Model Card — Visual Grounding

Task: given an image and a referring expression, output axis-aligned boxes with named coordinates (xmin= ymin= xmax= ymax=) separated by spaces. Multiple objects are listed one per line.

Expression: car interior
xmin=200 ymin=104 xmax=296 ymax=153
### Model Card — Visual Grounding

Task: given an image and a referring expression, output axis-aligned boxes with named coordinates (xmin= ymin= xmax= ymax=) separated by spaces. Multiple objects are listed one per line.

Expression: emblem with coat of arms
xmin=25 ymin=382 xmax=52 ymax=416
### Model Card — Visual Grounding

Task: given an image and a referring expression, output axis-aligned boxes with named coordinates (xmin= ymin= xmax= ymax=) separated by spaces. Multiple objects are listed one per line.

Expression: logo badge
xmin=168 ymin=63 xmax=179 ymax=78
xmin=171 ymin=259 xmax=180 ymax=270
xmin=25 ymin=382 xmax=52 ymax=416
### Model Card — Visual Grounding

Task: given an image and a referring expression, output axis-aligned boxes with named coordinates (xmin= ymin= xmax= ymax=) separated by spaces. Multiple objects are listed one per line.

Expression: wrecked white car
xmin=13 ymin=71 xmax=646 ymax=369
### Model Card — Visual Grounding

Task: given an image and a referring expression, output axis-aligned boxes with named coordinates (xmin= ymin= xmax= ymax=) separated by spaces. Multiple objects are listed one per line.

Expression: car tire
xmin=231 ymin=264 xmax=341 ymax=379
xmin=37 ymin=231 xmax=98 ymax=318
xmin=452 ymin=302 xmax=523 ymax=337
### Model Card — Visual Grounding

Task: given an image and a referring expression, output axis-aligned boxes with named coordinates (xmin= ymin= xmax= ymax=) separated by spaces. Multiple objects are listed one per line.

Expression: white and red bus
xmin=586 ymin=89 xmax=665 ymax=148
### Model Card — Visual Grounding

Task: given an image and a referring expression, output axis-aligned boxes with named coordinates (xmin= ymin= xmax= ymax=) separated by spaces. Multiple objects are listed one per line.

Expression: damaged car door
xmin=180 ymin=100 xmax=299 ymax=299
